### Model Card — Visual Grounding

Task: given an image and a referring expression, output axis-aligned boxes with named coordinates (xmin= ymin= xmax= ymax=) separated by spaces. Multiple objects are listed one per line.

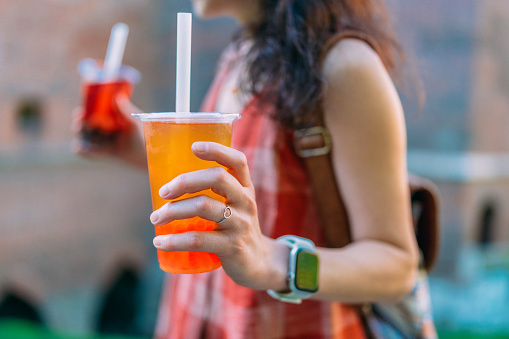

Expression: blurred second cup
xmin=78 ymin=58 xmax=141 ymax=144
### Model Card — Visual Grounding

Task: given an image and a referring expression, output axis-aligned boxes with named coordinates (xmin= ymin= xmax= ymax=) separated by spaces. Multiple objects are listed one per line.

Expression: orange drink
xmin=132 ymin=112 xmax=240 ymax=274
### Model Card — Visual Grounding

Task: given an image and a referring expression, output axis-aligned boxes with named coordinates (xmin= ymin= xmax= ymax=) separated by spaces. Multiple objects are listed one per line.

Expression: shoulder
xmin=321 ymin=38 xmax=403 ymax=126
xmin=322 ymin=38 xmax=391 ymax=96
xmin=324 ymin=38 xmax=380 ymax=67
xmin=321 ymin=37 xmax=406 ymax=153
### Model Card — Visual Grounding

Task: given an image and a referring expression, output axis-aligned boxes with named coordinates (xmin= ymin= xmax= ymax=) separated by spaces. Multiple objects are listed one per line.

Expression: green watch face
xmin=295 ymin=250 xmax=319 ymax=292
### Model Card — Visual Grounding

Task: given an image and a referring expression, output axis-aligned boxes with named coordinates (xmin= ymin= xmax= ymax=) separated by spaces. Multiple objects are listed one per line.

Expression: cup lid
xmin=78 ymin=58 xmax=141 ymax=84
xmin=131 ymin=112 xmax=241 ymax=123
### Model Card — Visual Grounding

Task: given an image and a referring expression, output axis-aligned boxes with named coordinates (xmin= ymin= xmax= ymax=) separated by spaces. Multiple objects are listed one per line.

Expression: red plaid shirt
xmin=154 ymin=51 xmax=366 ymax=339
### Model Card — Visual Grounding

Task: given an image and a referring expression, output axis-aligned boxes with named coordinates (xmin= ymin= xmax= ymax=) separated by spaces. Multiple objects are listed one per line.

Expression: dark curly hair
xmin=234 ymin=0 xmax=404 ymax=128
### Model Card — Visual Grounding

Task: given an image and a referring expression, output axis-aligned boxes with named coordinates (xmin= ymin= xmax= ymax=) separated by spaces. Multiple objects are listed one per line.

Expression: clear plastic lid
xmin=131 ymin=112 xmax=241 ymax=123
xmin=78 ymin=58 xmax=141 ymax=84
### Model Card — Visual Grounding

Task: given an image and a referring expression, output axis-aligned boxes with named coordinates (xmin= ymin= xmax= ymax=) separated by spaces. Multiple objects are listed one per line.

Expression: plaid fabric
xmin=154 ymin=51 xmax=366 ymax=339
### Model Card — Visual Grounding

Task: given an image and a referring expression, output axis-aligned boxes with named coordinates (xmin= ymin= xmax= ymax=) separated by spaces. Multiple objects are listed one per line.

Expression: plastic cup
xmin=132 ymin=112 xmax=241 ymax=274
xmin=78 ymin=58 xmax=141 ymax=144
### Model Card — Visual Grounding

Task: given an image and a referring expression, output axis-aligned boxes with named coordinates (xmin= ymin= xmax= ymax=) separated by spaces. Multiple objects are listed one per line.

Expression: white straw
xmin=104 ymin=23 xmax=129 ymax=81
xmin=176 ymin=13 xmax=192 ymax=113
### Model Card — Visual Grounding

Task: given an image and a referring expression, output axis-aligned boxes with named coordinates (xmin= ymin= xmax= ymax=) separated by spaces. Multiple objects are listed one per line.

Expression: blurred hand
xmin=149 ymin=142 xmax=289 ymax=292
xmin=70 ymin=94 xmax=147 ymax=168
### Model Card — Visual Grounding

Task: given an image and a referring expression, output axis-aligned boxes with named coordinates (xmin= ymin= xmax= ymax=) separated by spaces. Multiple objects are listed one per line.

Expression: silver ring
xmin=217 ymin=204 xmax=232 ymax=224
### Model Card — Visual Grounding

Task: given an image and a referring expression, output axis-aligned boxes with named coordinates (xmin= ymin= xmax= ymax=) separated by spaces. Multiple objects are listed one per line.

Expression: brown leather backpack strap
xmin=294 ymin=111 xmax=351 ymax=248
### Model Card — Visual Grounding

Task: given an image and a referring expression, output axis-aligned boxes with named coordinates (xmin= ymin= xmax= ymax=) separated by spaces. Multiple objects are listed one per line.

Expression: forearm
xmin=313 ymin=240 xmax=418 ymax=304
xmin=261 ymin=235 xmax=417 ymax=304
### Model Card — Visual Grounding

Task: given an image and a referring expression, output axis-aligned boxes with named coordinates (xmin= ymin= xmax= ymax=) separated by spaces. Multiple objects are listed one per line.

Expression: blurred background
xmin=0 ymin=0 xmax=508 ymax=338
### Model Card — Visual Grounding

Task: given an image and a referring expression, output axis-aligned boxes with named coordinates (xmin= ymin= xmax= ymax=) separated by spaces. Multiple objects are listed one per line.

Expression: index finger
xmin=192 ymin=142 xmax=252 ymax=188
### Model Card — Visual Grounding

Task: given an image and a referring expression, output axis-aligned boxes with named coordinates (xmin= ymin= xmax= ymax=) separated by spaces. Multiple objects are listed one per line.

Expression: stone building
xmin=390 ymin=1 xmax=509 ymax=330
xmin=391 ymin=0 xmax=509 ymax=277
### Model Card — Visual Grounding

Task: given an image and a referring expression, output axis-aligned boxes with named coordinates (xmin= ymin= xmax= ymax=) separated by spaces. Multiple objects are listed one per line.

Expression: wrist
xmin=267 ymin=235 xmax=320 ymax=304
xmin=264 ymin=237 xmax=291 ymax=292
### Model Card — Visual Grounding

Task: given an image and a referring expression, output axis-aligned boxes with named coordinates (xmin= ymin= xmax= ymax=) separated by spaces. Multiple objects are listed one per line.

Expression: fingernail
xmin=150 ymin=211 xmax=159 ymax=224
xmin=159 ymin=185 xmax=170 ymax=198
xmin=153 ymin=237 xmax=162 ymax=248
xmin=193 ymin=142 xmax=207 ymax=152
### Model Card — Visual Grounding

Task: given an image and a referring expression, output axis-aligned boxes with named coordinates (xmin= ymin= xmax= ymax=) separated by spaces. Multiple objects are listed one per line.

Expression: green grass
xmin=438 ymin=329 xmax=509 ymax=339
xmin=0 ymin=320 xmax=148 ymax=339
xmin=3 ymin=320 xmax=509 ymax=339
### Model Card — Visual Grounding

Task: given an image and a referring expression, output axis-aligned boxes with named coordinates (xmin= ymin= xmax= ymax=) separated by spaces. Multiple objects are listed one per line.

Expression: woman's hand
xmin=150 ymin=141 xmax=289 ymax=291
xmin=70 ymin=94 xmax=147 ymax=168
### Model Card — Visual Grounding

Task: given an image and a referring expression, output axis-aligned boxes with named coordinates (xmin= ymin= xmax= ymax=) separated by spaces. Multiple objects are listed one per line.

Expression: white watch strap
xmin=267 ymin=235 xmax=318 ymax=304
xmin=267 ymin=288 xmax=310 ymax=304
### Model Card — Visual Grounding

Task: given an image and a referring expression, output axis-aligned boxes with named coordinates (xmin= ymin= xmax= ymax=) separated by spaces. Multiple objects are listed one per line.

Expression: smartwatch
xmin=267 ymin=235 xmax=319 ymax=304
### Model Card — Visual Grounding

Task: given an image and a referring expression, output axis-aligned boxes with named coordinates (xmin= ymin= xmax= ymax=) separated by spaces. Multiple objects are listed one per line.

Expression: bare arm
xmin=313 ymin=39 xmax=418 ymax=303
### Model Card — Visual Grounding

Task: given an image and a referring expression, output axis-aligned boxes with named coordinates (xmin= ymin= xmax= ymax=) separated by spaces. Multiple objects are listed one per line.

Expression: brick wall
xmin=388 ymin=0 xmax=479 ymax=152
xmin=471 ymin=0 xmax=509 ymax=152
xmin=389 ymin=0 xmax=509 ymax=277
